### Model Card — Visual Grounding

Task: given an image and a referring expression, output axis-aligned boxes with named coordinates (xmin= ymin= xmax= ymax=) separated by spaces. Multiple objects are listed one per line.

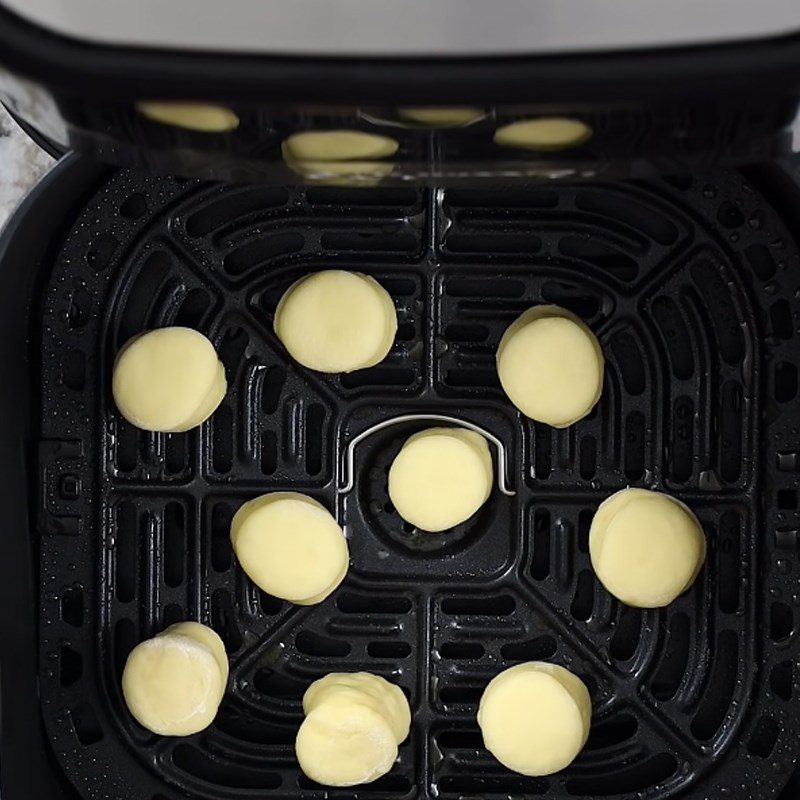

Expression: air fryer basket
xmin=1 ymin=155 xmax=799 ymax=799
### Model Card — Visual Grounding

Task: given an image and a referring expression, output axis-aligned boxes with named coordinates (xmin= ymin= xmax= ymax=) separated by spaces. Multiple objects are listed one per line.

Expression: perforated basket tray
xmin=2 ymin=156 xmax=799 ymax=800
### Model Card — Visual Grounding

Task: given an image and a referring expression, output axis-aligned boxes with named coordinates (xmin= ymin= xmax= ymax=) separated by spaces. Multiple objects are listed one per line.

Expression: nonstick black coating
xmin=5 ymin=158 xmax=799 ymax=799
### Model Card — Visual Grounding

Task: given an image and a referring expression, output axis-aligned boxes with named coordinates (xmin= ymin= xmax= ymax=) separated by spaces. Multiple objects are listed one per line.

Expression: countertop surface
xmin=0 ymin=104 xmax=55 ymax=231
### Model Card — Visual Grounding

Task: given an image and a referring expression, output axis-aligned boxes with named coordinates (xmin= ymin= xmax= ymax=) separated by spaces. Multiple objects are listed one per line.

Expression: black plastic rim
xmin=2 ymin=101 xmax=66 ymax=158
xmin=2 ymin=4 xmax=800 ymax=105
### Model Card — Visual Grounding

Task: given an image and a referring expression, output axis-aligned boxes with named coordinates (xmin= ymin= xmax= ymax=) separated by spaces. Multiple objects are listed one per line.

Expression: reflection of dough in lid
xmin=493 ymin=117 xmax=592 ymax=151
xmin=282 ymin=130 xmax=398 ymax=161
xmin=284 ymin=158 xmax=395 ymax=186
xmin=397 ymin=107 xmax=484 ymax=127
xmin=136 ymin=102 xmax=240 ymax=132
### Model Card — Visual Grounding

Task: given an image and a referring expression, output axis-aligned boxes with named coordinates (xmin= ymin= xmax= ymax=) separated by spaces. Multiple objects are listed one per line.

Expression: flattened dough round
xmin=122 ymin=630 xmax=225 ymax=736
xmin=388 ymin=427 xmax=493 ymax=532
xmin=274 ymin=270 xmax=397 ymax=373
xmin=282 ymin=130 xmax=399 ymax=162
xmin=113 ymin=327 xmax=226 ymax=433
xmin=494 ymin=117 xmax=592 ymax=151
xmin=296 ymin=700 xmax=398 ymax=786
xmin=161 ymin=622 xmax=228 ymax=697
xmin=398 ymin=107 xmax=484 ymax=127
xmin=136 ymin=102 xmax=239 ymax=132
xmin=304 ymin=672 xmax=411 ymax=744
xmin=589 ymin=488 xmax=706 ymax=608
xmin=497 ymin=305 xmax=604 ymax=428
xmin=478 ymin=662 xmax=592 ymax=776
xmin=230 ymin=492 xmax=349 ymax=604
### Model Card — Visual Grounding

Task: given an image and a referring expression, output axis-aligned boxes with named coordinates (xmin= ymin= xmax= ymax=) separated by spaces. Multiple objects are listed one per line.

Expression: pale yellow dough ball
xmin=296 ymin=701 xmax=398 ymax=786
xmin=274 ymin=270 xmax=397 ymax=373
xmin=121 ymin=623 xmax=227 ymax=736
xmin=296 ymin=672 xmax=409 ymax=786
xmin=112 ymin=327 xmax=226 ymax=433
xmin=478 ymin=662 xmax=592 ymax=776
xmin=497 ymin=305 xmax=604 ymax=428
xmin=388 ymin=427 xmax=493 ymax=532
xmin=589 ymin=487 xmax=706 ymax=608
xmin=303 ymin=672 xmax=411 ymax=744
xmin=230 ymin=492 xmax=348 ymax=604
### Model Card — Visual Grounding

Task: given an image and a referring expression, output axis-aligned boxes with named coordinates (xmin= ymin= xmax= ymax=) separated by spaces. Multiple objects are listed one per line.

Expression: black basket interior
xmin=32 ymin=167 xmax=800 ymax=799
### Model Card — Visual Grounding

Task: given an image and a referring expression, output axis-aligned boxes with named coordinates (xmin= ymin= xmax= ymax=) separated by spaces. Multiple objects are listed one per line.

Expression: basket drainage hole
xmin=60 ymin=646 xmax=83 ymax=687
xmin=770 ymin=661 xmax=794 ymax=701
xmin=61 ymin=587 xmax=84 ymax=627
xmin=565 ymin=753 xmax=678 ymax=796
xmin=770 ymin=602 xmax=794 ymax=641
xmin=775 ymin=362 xmax=798 ymax=402
xmin=85 ymin=232 xmax=118 ymax=271
xmin=777 ymin=490 xmax=797 ymax=510
xmin=295 ymin=630 xmax=350 ymax=658
xmin=66 ymin=287 xmax=92 ymax=329
xmin=366 ymin=641 xmax=412 ymax=659
xmin=69 ymin=702 xmax=103 ymax=745
xmin=120 ymin=192 xmax=149 ymax=219
xmin=747 ymin=716 xmax=780 ymax=758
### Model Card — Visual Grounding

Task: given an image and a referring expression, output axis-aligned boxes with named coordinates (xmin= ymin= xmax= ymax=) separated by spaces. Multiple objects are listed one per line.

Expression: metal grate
xmin=37 ymin=169 xmax=800 ymax=799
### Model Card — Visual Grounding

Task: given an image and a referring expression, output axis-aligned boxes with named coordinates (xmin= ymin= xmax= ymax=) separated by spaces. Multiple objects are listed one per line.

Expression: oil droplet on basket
xmin=703 ymin=184 xmax=717 ymax=198
xmin=776 ymin=559 xmax=791 ymax=574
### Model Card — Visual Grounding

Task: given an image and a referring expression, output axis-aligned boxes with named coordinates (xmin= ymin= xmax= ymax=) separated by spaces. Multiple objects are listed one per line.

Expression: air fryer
xmin=0 ymin=4 xmax=799 ymax=800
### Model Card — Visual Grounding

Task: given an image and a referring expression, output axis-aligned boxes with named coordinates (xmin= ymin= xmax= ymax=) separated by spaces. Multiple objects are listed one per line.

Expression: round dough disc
xmin=296 ymin=700 xmax=398 ymax=786
xmin=493 ymin=117 xmax=592 ymax=151
xmin=303 ymin=672 xmax=411 ymax=744
xmin=160 ymin=622 xmax=229 ymax=700
xmin=397 ymin=107 xmax=484 ymax=127
xmin=136 ymin=102 xmax=239 ymax=132
xmin=282 ymin=130 xmax=399 ymax=162
xmin=230 ymin=492 xmax=349 ymax=604
xmin=497 ymin=305 xmax=604 ymax=428
xmin=112 ymin=327 xmax=226 ymax=433
xmin=122 ymin=634 xmax=224 ymax=736
xmin=274 ymin=270 xmax=397 ymax=373
xmin=478 ymin=662 xmax=592 ymax=776
xmin=388 ymin=427 xmax=493 ymax=532
xmin=589 ymin=488 xmax=706 ymax=608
